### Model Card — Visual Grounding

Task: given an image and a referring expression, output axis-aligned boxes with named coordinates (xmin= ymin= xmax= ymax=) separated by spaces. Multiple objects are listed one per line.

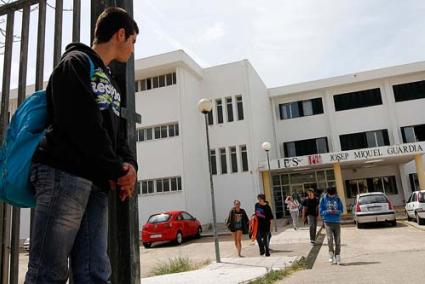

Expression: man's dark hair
xmin=93 ymin=7 xmax=139 ymax=45
xmin=257 ymin=194 xmax=266 ymax=201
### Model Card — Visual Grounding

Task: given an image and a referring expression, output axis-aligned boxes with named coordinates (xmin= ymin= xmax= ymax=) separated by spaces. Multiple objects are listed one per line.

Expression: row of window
xmin=345 ymin=176 xmax=398 ymax=198
xmin=136 ymin=123 xmax=179 ymax=142
xmin=207 ymin=96 xmax=244 ymax=125
xmin=284 ymin=129 xmax=390 ymax=158
xmin=210 ymin=145 xmax=249 ymax=175
xmin=140 ymin=176 xmax=182 ymax=195
xmin=279 ymin=79 xmax=425 ymax=120
xmin=284 ymin=124 xmax=425 ymax=158
xmin=135 ymin=72 xmax=177 ymax=92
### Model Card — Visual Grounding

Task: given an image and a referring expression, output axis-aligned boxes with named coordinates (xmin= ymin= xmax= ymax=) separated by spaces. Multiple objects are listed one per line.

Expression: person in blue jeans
xmin=25 ymin=8 xmax=139 ymax=284
xmin=320 ymin=187 xmax=344 ymax=265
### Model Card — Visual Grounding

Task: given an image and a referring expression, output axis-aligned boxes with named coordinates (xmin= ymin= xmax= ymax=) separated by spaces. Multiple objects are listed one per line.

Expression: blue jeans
xmin=25 ymin=163 xmax=111 ymax=284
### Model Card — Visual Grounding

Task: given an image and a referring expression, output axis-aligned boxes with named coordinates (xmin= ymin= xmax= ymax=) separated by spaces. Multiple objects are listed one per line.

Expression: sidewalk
xmin=142 ymin=225 xmax=319 ymax=284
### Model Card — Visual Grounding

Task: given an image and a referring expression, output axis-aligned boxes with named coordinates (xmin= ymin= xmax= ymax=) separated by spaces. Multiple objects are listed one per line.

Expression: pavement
xmin=279 ymin=220 xmax=425 ymax=284
xmin=141 ymin=224 xmax=318 ymax=284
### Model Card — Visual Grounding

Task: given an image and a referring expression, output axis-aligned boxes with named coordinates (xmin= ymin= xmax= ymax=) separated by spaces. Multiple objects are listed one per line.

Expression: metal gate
xmin=0 ymin=1 xmax=140 ymax=283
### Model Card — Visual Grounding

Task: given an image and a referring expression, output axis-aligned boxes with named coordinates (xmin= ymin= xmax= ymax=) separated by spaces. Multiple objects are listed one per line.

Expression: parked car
xmin=141 ymin=211 xmax=202 ymax=248
xmin=405 ymin=190 xmax=425 ymax=225
xmin=354 ymin=192 xmax=396 ymax=228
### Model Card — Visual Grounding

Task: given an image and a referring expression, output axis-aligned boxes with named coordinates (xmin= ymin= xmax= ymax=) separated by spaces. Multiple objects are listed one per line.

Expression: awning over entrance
xmin=259 ymin=142 xmax=425 ymax=216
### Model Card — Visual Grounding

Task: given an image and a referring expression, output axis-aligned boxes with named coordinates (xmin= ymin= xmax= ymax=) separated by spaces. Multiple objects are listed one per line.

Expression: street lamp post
xmin=198 ymin=98 xmax=221 ymax=263
xmin=262 ymin=142 xmax=278 ymax=232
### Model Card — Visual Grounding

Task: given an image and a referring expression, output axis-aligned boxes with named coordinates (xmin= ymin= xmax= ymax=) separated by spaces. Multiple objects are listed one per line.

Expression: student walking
xmin=285 ymin=196 xmax=300 ymax=230
xmin=25 ymin=8 xmax=139 ymax=283
xmin=302 ymin=189 xmax=319 ymax=244
xmin=255 ymin=194 xmax=274 ymax=257
xmin=226 ymin=200 xmax=249 ymax=257
xmin=320 ymin=187 xmax=344 ymax=265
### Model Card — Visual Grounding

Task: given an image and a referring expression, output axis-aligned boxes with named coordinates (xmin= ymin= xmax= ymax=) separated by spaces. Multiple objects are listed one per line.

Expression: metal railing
xmin=0 ymin=1 xmax=140 ymax=283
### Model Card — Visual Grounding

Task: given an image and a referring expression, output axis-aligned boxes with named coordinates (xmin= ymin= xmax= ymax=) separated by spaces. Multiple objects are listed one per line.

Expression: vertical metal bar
xmin=9 ymin=4 xmax=31 ymax=284
xmin=92 ymin=1 xmax=140 ymax=283
xmin=0 ymin=12 xmax=14 ymax=142
xmin=53 ymin=0 xmax=63 ymax=67
xmin=72 ymin=0 xmax=81 ymax=42
xmin=266 ymin=152 xmax=278 ymax=232
xmin=1 ymin=204 xmax=12 ymax=284
xmin=0 ymin=15 xmax=14 ymax=281
xmin=35 ymin=0 xmax=46 ymax=91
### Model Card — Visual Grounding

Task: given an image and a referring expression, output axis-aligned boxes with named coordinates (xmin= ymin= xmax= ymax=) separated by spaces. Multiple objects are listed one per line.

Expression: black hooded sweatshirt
xmin=33 ymin=43 xmax=138 ymax=189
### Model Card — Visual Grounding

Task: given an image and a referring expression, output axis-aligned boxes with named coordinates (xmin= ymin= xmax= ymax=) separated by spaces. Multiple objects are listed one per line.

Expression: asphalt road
xmin=281 ymin=220 xmax=425 ymax=284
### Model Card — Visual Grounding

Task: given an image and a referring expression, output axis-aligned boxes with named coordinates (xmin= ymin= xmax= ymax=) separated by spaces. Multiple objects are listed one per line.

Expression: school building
xmin=135 ymin=50 xmax=425 ymax=225
xmin=6 ymin=51 xmax=425 ymax=238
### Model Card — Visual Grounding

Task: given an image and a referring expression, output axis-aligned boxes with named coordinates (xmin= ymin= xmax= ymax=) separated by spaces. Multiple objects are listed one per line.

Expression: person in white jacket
xmin=285 ymin=195 xmax=300 ymax=230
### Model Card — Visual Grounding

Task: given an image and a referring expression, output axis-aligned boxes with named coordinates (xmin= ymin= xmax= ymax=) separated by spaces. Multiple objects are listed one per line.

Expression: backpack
xmin=0 ymin=56 xmax=94 ymax=208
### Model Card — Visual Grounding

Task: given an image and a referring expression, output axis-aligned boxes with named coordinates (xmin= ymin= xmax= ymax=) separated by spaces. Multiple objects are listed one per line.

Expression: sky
xmin=1 ymin=0 xmax=425 ymax=90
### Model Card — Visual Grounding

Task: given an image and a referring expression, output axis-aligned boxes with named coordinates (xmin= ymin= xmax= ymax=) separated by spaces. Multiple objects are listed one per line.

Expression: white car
xmin=405 ymin=190 xmax=425 ymax=225
xmin=354 ymin=192 xmax=396 ymax=228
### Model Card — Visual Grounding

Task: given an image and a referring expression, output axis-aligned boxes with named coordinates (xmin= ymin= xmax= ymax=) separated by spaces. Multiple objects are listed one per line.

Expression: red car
xmin=141 ymin=211 xmax=202 ymax=248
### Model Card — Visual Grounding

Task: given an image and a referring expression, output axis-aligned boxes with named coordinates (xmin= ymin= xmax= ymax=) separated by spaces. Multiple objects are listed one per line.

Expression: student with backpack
xmin=24 ymin=8 xmax=139 ymax=283
xmin=320 ymin=187 xmax=344 ymax=265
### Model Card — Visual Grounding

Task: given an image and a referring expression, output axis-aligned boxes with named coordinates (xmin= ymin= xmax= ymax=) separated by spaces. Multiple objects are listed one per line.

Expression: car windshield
xmin=148 ymin=213 xmax=171 ymax=224
xmin=419 ymin=193 xmax=425 ymax=203
xmin=358 ymin=195 xmax=387 ymax=205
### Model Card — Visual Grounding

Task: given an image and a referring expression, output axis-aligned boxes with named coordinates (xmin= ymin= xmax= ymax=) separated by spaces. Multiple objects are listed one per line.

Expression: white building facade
xmin=134 ymin=51 xmax=425 ymax=226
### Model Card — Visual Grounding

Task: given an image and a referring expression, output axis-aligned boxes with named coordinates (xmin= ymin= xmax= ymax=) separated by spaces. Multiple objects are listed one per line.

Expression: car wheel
xmin=143 ymin=242 xmax=152 ymax=248
xmin=175 ymin=231 xmax=183 ymax=245
xmin=416 ymin=213 xmax=425 ymax=225
xmin=195 ymin=226 xmax=202 ymax=239
xmin=391 ymin=220 xmax=397 ymax=227
xmin=356 ymin=222 xmax=363 ymax=229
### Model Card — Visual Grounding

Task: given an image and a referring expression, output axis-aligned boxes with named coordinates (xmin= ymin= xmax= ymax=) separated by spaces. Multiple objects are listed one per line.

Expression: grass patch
xmin=248 ymin=258 xmax=307 ymax=284
xmin=151 ymin=257 xmax=210 ymax=276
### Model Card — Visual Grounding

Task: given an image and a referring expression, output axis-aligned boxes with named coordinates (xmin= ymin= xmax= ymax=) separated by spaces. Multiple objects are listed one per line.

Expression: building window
xmin=340 ymin=129 xmax=389 ymax=151
xmin=345 ymin=176 xmax=398 ymax=198
xmin=230 ymin=146 xmax=238 ymax=173
xmin=210 ymin=149 xmax=217 ymax=175
xmin=333 ymin=88 xmax=382 ymax=111
xmin=393 ymin=80 xmax=425 ymax=102
xmin=207 ymin=110 xmax=214 ymax=125
xmin=216 ymin=99 xmax=223 ymax=124
xmin=284 ymin=137 xmax=329 ymax=157
xmin=135 ymin=81 xmax=139 ymax=92
xmin=156 ymin=180 xmax=163 ymax=193
xmin=141 ymin=176 xmax=182 ymax=195
xmin=140 ymin=79 xmax=146 ymax=91
xmin=154 ymin=127 xmax=161 ymax=139
xmin=279 ymin=98 xmax=323 ymax=120
xmin=236 ymin=95 xmax=244 ymax=120
xmin=409 ymin=173 xmax=419 ymax=192
xmin=226 ymin=97 xmax=234 ymax=122
xmin=152 ymin=77 xmax=159 ymax=89
xmin=136 ymin=72 xmax=177 ymax=92
xmin=220 ymin=148 xmax=227 ymax=174
xmin=240 ymin=145 xmax=249 ymax=172
xmin=137 ymin=122 xmax=179 ymax=142
xmin=401 ymin=124 xmax=425 ymax=143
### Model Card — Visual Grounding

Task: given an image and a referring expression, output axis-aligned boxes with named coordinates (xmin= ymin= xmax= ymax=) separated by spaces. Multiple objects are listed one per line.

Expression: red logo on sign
xmin=308 ymin=154 xmax=322 ymax=165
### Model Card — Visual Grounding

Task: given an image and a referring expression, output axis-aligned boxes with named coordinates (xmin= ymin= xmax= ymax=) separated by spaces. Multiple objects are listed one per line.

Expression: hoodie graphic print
xmin=91 ymin=68 xmax=121 ymax=116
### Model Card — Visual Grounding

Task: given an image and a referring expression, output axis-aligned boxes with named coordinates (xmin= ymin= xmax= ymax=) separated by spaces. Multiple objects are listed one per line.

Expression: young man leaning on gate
xmin=25 ymin=8 xmax=139 ymax=284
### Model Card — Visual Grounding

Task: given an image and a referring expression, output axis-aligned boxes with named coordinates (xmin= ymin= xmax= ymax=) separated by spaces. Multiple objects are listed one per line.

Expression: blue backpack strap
xmin=85 ymin=55 xmax=95 ymax=78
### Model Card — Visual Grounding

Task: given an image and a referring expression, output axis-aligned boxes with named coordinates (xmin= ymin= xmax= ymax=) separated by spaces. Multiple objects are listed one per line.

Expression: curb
xmin=400 ymin=220 xmax=425 ymax=232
